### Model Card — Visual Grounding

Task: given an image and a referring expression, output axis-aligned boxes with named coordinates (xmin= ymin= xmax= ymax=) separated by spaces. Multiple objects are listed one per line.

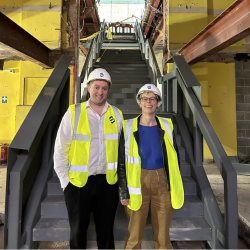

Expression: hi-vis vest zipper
xmin=123 ymin=116 xmax=184 ymax=211
xmin=68 ymin=102 xmax=123 ymax=187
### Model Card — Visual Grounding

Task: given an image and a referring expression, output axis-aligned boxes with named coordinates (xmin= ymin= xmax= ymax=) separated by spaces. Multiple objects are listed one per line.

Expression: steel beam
xmin=151 ymin=17 xmax=163 ymax=42
xmin=153 ymin=34 xmax=163 ymax=50
xmin=179 ymin=0 xmax=250 ymax=65
xmin=0 ymin=12 xmax=51 ymax=68
xmin=79 ymin=43 xmax=89 ymax=56
xmin=86 ymin=0 xmax=100 ymax=31
xmin=144 ymin=0 xmax=161 ymax=36
xmin=163 ymin=0 xmax=168 ymax=74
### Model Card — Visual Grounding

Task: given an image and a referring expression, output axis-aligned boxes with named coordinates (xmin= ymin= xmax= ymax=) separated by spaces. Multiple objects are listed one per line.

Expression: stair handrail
xmin=134 ymin=20 xmax=162 ymax=86
xmin=161 ymin=55 xmax=238 ymax=249
xmin=4 ymin=56 xmax=72 ymax=249
xmin=77 ymin=20 xmax=106 ymax=103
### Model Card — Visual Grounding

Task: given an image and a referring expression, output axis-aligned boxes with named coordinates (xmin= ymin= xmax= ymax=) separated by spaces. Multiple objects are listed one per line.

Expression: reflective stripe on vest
xmin=126 ymin=155 xmax=139 ymax=164
xmin=112 ymin=106 xmax=122 ymax=137
xmin=108 ymin=162 xmax=117 ymax=170
xmin=128 ymin=185 xmax=141 ymax=195
xmin=68 ymin=162 xmax=88 ymax=172
xmin=72 ymin=134 xmax=89 ymax=141
xmin=161 ymin=118 xmax=173 ymax=143
xmin=125 ymin=119 xmax=133 ymax=156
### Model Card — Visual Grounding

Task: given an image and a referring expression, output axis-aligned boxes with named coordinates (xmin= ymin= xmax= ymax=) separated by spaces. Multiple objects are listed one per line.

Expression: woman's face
xmin=139 ymin=91 xmax=158 ymax=115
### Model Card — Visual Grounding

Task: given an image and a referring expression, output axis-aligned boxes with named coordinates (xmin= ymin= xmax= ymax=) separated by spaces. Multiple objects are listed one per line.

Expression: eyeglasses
xmin=140 ymin=97 xmax=157 ymax=102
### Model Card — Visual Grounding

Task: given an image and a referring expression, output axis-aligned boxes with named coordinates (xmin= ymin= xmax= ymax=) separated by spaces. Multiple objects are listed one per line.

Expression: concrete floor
xmin=0 ymin=163 xmax=249 ymax=249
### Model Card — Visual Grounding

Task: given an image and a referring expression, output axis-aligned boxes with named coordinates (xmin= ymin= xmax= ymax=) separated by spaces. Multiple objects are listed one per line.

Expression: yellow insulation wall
xmin=0 ymin=0 xmax=74 ymax=145
xmin=191 ymin=63 xmax=237 ymax=158
xmin=168 ymin=0 xmax=238 ymax=158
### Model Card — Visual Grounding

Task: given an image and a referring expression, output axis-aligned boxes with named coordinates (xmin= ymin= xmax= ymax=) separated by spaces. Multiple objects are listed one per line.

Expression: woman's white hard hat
xmin=136 ymin=84 xmax=162 ymax=107
xmin=87 ymin=68 xmax=112 ymax=85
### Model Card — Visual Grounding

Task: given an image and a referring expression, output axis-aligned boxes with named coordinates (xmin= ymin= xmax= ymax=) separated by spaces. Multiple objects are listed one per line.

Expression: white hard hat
xmin=87 ymin=68 xmax=112 ymax=85
xmin=136 ymin=84 xmax=162 ymax=107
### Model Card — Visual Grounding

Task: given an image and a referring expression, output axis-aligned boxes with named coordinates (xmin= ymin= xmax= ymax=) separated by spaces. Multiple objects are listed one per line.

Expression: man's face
xmin=88 ymin=80 xmax=109 ymax=106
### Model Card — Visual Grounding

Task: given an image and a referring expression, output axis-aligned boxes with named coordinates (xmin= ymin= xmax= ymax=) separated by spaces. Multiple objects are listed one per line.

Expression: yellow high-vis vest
xmin=123 ymin=116 xmax=184 ymax=211
xmin=68 ymin=102 xmax=123 ymax=187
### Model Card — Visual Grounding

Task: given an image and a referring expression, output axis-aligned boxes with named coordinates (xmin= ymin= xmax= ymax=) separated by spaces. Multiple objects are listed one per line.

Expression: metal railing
xmin=4 ymin=56 xmax=72 ymax=249
xmin=109 ymin=22 xmax=135 ymax=33
xmin=160 ymin=55 xmax=238 ymax=249
xmin=77 ymin=20 xmax=106 ymax=103
xmin=134 ymin=20 xmax=162 ymax=87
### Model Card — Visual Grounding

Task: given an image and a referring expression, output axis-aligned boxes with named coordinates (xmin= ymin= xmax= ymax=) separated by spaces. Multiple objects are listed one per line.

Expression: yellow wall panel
xmin=22 ymin=0 xmax=62 ymax=5
xmin=207 ymin=0 xmax=235 ymax=10
xmin=0 ymin=61 xmax=21 ymax=144
xmin=21 ymin=11 xmax=61 ymax=49
xmin=170 ymin=0 xmax=207 ymax=8
xmin=15 ymin=105 xmax=32 ymax=134
xmin=19 ymin=61 xmax=53 ymax=104
xmin=191 ymin=62 xmax=237 ymax=159
xmin=23 ymin=78 xmax=48 ymax=105
xmin=169 ymin=13 xmax=208 ymax=49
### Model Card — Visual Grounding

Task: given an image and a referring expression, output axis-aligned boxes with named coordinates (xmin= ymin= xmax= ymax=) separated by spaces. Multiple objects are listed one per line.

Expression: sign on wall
xmin=2 ymin=96 xmax=8 ymax=104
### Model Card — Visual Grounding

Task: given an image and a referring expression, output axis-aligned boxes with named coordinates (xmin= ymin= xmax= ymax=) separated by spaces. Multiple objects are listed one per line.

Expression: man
xmin=54 ymin=68 xmax=123 ymax=249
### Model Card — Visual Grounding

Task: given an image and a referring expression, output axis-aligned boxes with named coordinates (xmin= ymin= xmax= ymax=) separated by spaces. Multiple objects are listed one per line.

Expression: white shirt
xmin=54 ymin=100 xmax=111 ymax=188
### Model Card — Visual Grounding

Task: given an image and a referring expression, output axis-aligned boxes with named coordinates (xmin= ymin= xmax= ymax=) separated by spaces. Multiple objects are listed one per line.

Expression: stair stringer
xmin=173 ymin=114 xmax=224 ymax=249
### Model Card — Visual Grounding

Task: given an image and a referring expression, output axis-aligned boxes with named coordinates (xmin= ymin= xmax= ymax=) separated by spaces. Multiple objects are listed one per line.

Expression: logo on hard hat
xmin=100 ymin=73 xmax=104 ymax=77
xmin=147 ymin=85 xmax=151 ymax=89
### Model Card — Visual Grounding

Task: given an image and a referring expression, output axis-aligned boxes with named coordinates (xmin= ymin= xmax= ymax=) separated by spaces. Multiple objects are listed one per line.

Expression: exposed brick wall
xmin=49 ymin=47 xmax=75 ymax=67
xmin=235 ymin=61 xmax=250 ymax=161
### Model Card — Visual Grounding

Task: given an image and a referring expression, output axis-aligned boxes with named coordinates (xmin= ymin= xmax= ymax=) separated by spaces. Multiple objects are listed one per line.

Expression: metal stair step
xmin=107 ymin=99 xmax=138 ymax=106
xmin=33 ymin=217 xmax=211 ymax=241
xmin=111 ymin=78 xmax=150 ymax=83
xmin=98 ymin=61 xmax=146 ymax=65
xmin=107 ymin=69 xmax=148 ymax=75
xmin=179 ymin=160 xmax=191 ymax=176
xmin=178 ymin=146 xmax=185 ymax=160
xmin=175 ymin=134 xmax=181 ymax=146
xmin=101 ymin=55 xmax=143 ymax=59
xmin=102 ymin=40 xmax=138 ymax=43
xmin=100 ymin=50 xmax=141 ymax=55
xmin=114 ymin=104 xmax=141 ymax=111
xmin=182 ymin=176 xmax=197 ymax=195
xmin=99 ymin=59 xmax=144 ymax=63
xmin=40 ymin=194 xmax=203 ymax=219
xmin=121 ymin=88 xmax=141 ymax=94
xmin=96 ymin=64 xmax=147 ymax=68
xmin=101 ymin=43 xmax=139 ymax=48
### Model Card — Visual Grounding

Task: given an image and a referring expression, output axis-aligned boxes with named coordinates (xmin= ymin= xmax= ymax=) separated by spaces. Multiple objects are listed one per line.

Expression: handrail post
xmin=222 ymin=157 xmax=238 ymax=249
xmin=194 ymin=121 xmax=203 ymax=166
xmin=173 ymin=78 xmax=182 ymax=114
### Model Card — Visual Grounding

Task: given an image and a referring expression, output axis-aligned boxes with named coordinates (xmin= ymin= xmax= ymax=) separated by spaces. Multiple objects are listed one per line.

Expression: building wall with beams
xmin=166 ymin=0 xmax=239 ymax=159
xmin=0 ymin=0 xmax=74 ymax=145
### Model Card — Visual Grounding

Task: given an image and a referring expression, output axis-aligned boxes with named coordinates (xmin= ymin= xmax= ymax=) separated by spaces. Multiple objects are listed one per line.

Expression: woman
xmin=118 ymin=84 xmax=184 ymax=249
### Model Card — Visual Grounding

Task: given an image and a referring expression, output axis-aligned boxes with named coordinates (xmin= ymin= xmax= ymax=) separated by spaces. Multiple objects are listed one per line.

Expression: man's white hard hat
xmin=87 ymin=68 xmax=112 ymax=85
xmin=136 ymin=84 xmax=162 ymax=107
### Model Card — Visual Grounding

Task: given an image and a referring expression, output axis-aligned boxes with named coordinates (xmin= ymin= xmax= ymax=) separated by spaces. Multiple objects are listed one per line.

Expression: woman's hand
xmin=121 ymin=199 xmax=129 ymax=206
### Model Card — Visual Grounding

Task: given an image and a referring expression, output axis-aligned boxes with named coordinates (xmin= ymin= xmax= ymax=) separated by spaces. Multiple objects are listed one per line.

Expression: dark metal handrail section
xmin=4 ymin=56 xmax=72 ymax=249
xmin=77 ymin=20 xmax=106 ymax=103
xmin=160 ymin=55 xmax=238 ymax=249
xmin=134 ymin=20 xmax=162 ymax=86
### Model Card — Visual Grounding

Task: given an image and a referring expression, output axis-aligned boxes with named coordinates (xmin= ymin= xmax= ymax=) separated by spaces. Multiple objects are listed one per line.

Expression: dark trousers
xmin=64 ymin=174 xmax=119 ymax=249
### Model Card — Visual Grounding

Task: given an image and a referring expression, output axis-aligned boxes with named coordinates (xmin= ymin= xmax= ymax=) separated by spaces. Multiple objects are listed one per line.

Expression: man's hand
xmin=121 ymin=199 xmax=129 ymax=206
xmin=63 ymin=188 xmax=65 ymax=192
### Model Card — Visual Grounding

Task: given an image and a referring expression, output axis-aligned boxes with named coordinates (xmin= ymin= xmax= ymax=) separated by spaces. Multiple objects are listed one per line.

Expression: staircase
xmin=5 ymin=23 xmax=237 ymax=249
xmin=32 ymin=33 xmax=212 ymax=244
